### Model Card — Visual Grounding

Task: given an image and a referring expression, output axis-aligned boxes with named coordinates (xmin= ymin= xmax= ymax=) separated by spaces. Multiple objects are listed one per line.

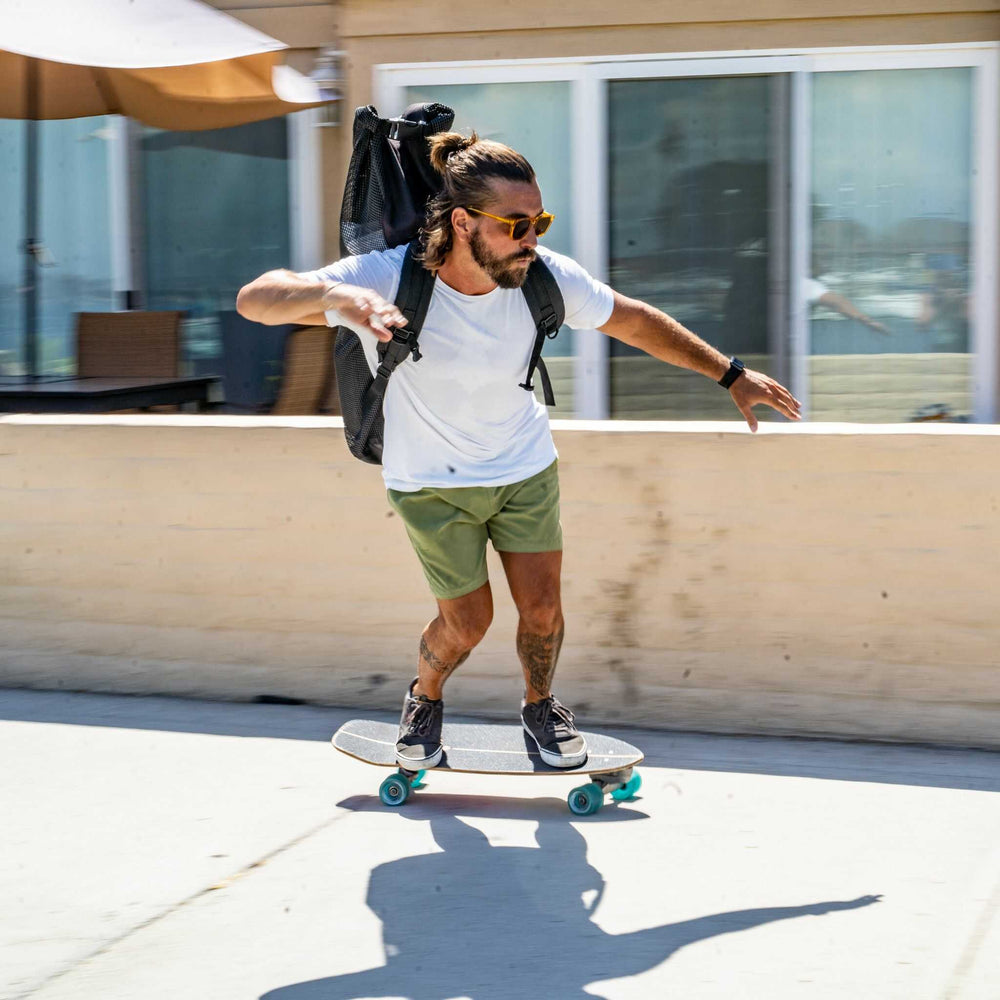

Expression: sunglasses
xmin=465 ymin=207 xmax=555 ymax=240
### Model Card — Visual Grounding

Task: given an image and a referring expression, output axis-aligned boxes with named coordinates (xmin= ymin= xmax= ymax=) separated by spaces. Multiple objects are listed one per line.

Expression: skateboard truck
xmin=567 ymin=767 xmax=642 ymax=816
xmin=380 ymin=765 xmax=642 ymax=815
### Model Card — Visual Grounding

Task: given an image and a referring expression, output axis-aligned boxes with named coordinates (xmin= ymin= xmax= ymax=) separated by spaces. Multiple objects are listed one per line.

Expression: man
xmin=236 ymin=132 xmax=801 ymax=772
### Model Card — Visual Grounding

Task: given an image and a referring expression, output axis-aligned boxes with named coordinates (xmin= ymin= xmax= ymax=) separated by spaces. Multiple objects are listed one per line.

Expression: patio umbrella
xmin=0 ymin=0 xmax=336 ymax=378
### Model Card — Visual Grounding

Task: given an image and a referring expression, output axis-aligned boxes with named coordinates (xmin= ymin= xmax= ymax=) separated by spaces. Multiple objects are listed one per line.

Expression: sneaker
xmin=395 ymin=678 xmax=444 ymax=769
xmin=521 ymin=695 xmax=587 ymax=768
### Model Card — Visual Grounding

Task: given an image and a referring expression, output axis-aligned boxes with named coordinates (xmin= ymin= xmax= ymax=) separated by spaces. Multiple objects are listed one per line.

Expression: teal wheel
xmin=567 ymin=782 xmax=604 ymax=816
xmin=411 ymin=769 xmax=427 ymax=790
xmin=379 ymin=774 xmax=410 ymax=807
xmin=611 ymin=772 xmax=642 ymax=801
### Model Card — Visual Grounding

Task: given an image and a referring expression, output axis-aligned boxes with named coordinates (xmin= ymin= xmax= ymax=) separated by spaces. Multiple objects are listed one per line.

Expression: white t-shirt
xmin=309 ymin=246 xmax=615 ymax=492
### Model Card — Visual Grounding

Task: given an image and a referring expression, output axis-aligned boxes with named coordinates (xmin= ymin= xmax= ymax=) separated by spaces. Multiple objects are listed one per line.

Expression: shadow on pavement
xmin=2 ymin=688 xmax=997 ymax=792
xmin=260 ymin=802 xmax=881 ymax=1000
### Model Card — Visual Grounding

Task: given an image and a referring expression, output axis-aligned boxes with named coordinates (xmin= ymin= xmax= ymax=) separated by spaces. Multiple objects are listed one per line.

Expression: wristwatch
xmin=718 ymin=356 xmax=746 ymax=389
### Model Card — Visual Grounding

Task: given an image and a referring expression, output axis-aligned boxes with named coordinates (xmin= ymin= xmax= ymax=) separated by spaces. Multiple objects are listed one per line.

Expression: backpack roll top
xmin=340 ymin=103 xmax=455 ymax=258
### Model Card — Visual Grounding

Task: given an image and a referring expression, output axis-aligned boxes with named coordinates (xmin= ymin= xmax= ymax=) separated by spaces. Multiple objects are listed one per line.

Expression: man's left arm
xmin=598 ymin=290 xmax=802 ymax=432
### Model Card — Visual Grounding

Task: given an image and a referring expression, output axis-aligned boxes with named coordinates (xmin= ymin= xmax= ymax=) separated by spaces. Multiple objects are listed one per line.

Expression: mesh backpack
xmin=333 ymin=103 xmax=565 ymax=465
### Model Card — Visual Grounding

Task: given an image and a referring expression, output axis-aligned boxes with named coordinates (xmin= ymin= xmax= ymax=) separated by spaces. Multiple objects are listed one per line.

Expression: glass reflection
xmin=0 ymin=117 xmax=114 ymax=375
xmin=608 ymin=76 xmax=777 ymax=418
xmin=144 ymin=117 xmax=291 ymax=409
xmin=810 ymin=68 xmax=973 ymax=421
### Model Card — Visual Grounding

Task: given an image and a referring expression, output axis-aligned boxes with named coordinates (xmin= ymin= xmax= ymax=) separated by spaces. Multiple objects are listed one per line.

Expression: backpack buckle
xmin=388 ymin=118 xmax=425 ymax=142
xmin=540 ymin=309 xmax=560 ymax=339
xmin=391 ymin=327 xmax=422 ymax=363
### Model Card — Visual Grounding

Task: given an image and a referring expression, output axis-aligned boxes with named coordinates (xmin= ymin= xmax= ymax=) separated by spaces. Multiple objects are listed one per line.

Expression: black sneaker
xmin=521 ymin=695 xmax=587 ymax=768
xmin=395 ymin=678 xmax=444 ymax=769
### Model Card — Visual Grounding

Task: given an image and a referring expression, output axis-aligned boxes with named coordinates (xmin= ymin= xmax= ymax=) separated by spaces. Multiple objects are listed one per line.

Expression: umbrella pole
xmin=22 ymin=57 xmax=39 ymax=380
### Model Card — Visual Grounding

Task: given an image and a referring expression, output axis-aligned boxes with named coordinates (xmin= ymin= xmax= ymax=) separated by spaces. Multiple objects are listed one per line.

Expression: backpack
xmin=332 ymin=103 xmax=566 ymax=465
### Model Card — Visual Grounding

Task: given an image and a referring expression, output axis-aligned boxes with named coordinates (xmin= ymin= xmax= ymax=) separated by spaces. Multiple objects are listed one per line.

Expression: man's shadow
xmin=261 ymin=800 xmax=880 ymax=1000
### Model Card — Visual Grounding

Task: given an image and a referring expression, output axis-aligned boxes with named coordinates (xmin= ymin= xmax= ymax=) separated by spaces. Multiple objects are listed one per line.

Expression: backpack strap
xmin=519 ymin=256 xmax=565 ymax=406
xmin=361 ymin=242 xmax=434 ymax=412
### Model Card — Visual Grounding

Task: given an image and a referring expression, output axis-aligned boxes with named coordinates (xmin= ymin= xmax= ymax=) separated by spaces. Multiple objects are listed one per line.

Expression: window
xmin=809 ymin=68 xmax=973 ymax=422
xmin=378 ymin=45 xmax=997 ymax=423
xmin=0 ymin=117 xmax=114 ymax=375
xmin=142 ymin=116 xmax=292 ymax=407
xmin=608 ymin=75 xmax=782 ymax=418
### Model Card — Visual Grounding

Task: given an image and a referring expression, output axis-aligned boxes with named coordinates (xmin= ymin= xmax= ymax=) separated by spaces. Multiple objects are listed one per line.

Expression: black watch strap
xmin=718 ymin=356 xmax=746 ymax=389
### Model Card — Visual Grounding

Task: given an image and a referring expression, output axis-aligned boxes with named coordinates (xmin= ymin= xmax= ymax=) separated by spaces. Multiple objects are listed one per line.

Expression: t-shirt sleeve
xmin=301 ymin=246 xmax=405 ymax=330
xmin=537 ymin=248 xmax=616 ymax=330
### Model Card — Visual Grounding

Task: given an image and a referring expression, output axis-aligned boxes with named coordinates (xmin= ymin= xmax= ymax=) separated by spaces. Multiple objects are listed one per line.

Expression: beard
xmin=469 ymin=229 xmax=535 ymax=289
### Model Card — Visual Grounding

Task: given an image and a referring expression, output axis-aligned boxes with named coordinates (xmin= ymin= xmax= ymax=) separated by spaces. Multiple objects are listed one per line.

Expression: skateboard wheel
xmin=379 ymin=774 xmax=410 ymax=807
xmin=411 ymin=769 xmax=426 ymax=789
xmin=567 ymin=782 xmax=603 ymax=816
xmin=610 ymin=772 xmax=642 ymax=801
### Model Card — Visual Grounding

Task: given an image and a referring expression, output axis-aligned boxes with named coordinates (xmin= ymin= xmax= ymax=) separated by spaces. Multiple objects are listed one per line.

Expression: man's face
xmin=466 ymin=179 xmax=544 ymax=290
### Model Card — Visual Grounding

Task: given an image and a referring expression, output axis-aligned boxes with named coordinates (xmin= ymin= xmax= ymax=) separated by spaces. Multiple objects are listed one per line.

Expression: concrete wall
xmin=2 ymin=414 xmax=998 ymax=748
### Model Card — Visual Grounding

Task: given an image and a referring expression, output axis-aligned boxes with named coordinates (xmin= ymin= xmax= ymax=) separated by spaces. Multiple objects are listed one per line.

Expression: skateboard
xmin=332 ymin=719 xmax=643 ymax=816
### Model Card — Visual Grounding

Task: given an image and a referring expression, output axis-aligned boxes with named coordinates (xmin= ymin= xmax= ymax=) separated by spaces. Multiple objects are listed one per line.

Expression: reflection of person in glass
xmin=804 ymin=278 xmax=890 ymax=336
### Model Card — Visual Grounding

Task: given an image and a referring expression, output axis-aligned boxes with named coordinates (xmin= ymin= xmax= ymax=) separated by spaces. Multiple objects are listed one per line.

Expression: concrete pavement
xmin=1 ymin=688 xmax=998 ymax=999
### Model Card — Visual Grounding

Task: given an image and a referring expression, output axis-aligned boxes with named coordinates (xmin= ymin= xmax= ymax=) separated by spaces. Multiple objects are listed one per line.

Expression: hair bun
xmin=428 ymin=131 xmax=479 ymax=174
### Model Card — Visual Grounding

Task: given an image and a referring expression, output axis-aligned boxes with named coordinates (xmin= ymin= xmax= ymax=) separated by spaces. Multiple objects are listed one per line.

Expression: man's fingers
xmin=739 ymin=400 xmax=759 ymax=433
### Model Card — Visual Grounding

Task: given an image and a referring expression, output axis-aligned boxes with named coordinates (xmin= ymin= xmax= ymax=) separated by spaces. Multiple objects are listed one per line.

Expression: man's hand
xmin=324 ymin=283 xmax=407 ymax=343
xmin=729 ymin=369 xmax=802 ymax=432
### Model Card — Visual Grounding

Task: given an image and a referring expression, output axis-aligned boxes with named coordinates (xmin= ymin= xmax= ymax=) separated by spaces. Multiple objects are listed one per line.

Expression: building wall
xmin=2 ymin=414 xmax=998 ymax=749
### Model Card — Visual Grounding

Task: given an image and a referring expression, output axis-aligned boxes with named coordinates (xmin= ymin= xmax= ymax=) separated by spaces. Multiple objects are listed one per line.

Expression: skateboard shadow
xmin=260 ymin=807 xmax=881 ymax=1000
xmin=335 ymin=792 xmax=651 ymax=822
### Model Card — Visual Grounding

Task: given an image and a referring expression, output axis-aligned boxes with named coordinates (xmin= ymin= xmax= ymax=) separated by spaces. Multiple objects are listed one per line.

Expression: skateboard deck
xmin=332 ymin=719 xmax=643 ymax=815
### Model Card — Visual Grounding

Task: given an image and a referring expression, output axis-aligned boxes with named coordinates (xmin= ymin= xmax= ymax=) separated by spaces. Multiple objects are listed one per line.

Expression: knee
xmin=443 ymin=603 xmax=493 ymax=652
xmin=519 ymin=600 xmax=563 ymax=637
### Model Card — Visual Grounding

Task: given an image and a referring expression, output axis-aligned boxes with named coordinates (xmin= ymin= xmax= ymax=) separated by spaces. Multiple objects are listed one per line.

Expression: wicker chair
xmin=75 ymin=311 xmax=184 ymax=377
xmin=270 ymin=325 xmax=336 ymax=415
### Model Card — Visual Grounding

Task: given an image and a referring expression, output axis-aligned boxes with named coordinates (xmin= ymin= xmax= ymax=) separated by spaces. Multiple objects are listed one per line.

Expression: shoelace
xmin=402 ymin=697 xmax=438 ymax=738
xmin=534 ymin=696 xmax=576 ymax=737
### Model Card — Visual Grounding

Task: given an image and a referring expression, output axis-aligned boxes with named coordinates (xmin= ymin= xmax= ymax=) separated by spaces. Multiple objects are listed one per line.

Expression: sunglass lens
xmin=534 ymin=214 xmax=553 ymax=237
xmin=511 ymin=219 xmax=531 ymax=240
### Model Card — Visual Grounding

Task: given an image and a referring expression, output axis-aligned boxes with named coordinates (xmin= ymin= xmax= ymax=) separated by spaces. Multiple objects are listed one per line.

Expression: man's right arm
xmin=235 ymin=270 xmax=406 ymax=342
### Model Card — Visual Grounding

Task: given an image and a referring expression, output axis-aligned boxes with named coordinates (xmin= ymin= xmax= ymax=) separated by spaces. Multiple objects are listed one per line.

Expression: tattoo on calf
xmin=419 ymin=636 xmax=470 ymax=679
xmin=518 ymin=625 xmax=565 ymax=696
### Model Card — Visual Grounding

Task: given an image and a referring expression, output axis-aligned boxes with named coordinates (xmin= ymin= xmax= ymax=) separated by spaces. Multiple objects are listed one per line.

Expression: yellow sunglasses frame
xmin=465 ymin=207 xmax=555 ymax=240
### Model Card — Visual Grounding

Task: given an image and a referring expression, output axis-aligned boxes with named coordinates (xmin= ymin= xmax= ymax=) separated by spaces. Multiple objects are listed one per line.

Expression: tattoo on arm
xmin=517 ymin=625 xmax=565 ymax=696
xmin=419 ymin=636 xmax=470 ymax=679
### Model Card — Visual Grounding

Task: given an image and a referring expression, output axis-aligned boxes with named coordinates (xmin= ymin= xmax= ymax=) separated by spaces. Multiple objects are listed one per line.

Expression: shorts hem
xmin=429 ymin=573 xmax=491 ymax=602
xmin=491 ymin=543 xmax=563 ymax=554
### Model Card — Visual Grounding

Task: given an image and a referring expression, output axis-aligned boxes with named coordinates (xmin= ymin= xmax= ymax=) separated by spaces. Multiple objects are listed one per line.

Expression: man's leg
xmin=497 ymin=550 xmax=564 ymax=703
xmin=414 ymin=581 xmax=494 ymax=701
xmin=396 ymin=582 xmax=493 ymax=768
xmin=499 ymin=549 xmax=586 ymax=767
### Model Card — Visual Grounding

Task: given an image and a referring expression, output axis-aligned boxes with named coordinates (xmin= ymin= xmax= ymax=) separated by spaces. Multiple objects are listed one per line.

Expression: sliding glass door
xmin=809 ymin=68 xmax=974 ymax=422
xmin=608 ymin=74 xmax=785 ymax=418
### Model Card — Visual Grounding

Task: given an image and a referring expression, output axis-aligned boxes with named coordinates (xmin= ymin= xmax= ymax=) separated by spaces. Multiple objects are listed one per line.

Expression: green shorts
xmin=387 ymin=460 xmax=562 ymax=601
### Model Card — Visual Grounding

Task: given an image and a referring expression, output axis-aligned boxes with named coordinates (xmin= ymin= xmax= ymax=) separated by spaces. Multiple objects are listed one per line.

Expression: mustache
xmin=511 ymin=249 xmax=536 ymax=262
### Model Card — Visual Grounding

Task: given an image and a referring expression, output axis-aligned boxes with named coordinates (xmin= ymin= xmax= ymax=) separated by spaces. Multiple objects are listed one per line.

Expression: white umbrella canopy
xmin=1 ymin=0 xmax=335 ymax=377
xmin=0 ymin=0 xmax=329 ymax=129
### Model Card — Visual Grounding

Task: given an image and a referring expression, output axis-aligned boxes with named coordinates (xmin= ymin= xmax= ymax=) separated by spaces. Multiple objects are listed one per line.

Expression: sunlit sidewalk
xmin=2 ymin=688 xmax=998 ymax=1000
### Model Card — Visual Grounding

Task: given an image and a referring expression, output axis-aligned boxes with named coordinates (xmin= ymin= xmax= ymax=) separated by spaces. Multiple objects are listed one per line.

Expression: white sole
xmin=521 ymin=720 xmax=588 ymax=768
xmin=395 ymin=744 xmax=443 ymax=770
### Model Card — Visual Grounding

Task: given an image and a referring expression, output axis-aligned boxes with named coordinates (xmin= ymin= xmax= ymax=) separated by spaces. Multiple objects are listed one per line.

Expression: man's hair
xmin=419 ymin=132 xmax=535 ymax=271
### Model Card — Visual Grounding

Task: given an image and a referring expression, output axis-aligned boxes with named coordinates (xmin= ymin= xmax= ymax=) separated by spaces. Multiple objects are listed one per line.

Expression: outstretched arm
xmin=236 ymin=270 xmax=406 ymax=342
xmin=598 ymin=290 xmax=802 ymax=431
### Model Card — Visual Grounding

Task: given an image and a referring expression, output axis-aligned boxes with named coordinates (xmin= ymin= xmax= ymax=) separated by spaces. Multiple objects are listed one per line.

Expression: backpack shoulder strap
xmin=519 ymin=256 xmax=565 ymax=407
xmin=364 ymin=242 xmax=435 ymax=406
xmin=373 ymin=242 xmax=434 ymax=367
